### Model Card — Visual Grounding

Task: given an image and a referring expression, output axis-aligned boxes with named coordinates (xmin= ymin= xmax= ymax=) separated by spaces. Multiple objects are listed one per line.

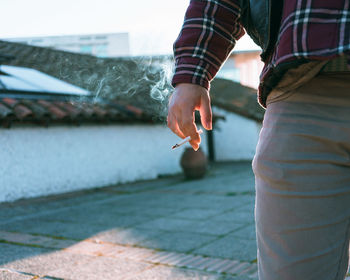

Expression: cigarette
xmin=172 ymin=129 xmax=203 ymax=150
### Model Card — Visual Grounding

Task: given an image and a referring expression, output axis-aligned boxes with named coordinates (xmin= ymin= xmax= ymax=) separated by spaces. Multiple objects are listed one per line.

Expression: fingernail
xmin=206 ymin=122 xmax=212 ymax=130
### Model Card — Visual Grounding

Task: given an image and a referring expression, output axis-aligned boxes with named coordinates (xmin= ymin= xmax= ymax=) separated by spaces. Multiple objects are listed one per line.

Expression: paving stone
xmin=238 ymin=203 xmax=256 ymax=212
xmin=152 ymin=253 xmax=194 ymax=266
xmin=169 ymin=209 xmax=225 ymax=220
xmin=107 ymin=175 xmax=183 ymax=193
xmin=240 ymin=264 xmax=258 ymax=276
xmin=2 ymin=244 xmax=150 ymax=280
xmin=178 ymin=197 xmax=248 ymax=212
xmin=182 ymin=220 xmax=246 ymax=236
xmin=0 ymin=192 xmax=120 ymax=217
xmin=213 ymin=209 xmax=255 ymax=225
xmin=193 ymin=235 xmax=257 ymax=262
xmin=0 ymin=270 xmax=33 ymax=280
xmin=238 ymin=195 xmax=256 ymax=206
xmin=65 ymin=241 xmax=121 ymax=257
xmin=48 ymin=255 xmax=151 ymax=280
xmin=229 ymin=225 xmax=256 ymax=241
xmin=0 ymin=230 xmax=75 ymax=249
xmin=90 ymin=228 xmax=162 ymax=246
xmin=42 ymin=207 xmax=153 ymax=227
xmin=143 ymin=194 xmax=209 ymax=209
xmin=131 ymin=207 xmax=181 ymax=217
xmin=181 ymin=176 xmax=255 ymax=195
xmin=2 ymin=248 xmax=91 ymax=277
xmin=136 ymin=217 xmax=195 ymax=232
xmin=3 ymin=213 xmax=154 ymax=240
xmin=127 ymin=265 xmax=221 ymax=280
xmin=139 ymin=231 xmax=218 ymax=253
xmin=0 ymin=243 xmax=52 ymax=265
xmin=2 ymin=219 xmax=104 ymax=240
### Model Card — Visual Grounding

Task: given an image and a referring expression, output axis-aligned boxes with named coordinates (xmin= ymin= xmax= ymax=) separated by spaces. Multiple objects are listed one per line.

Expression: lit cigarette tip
xmin=171 ymin=129 xmax=203 ymax=150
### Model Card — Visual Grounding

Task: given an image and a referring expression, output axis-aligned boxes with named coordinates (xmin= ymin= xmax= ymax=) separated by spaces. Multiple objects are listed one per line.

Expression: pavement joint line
xmin=0 ymin=191 xmax=255 ymax=226
xmin=215 ymin=260 xmax=240 ymax=273
xmin=178 ymin=255 xmax=205 ymax=268
xmin=0 ymin=267 xmax=64 ymax=280
xmin=192 ymin=258 xmax=217 ymax=270
xmin=206 ymin=258 xmax=233 ymax=272
xmin=199 ymin=257 xmax=224 ymax=271
xmin=240 ymin=264 xmax=258 ymax=275
xmin=0 ymin=195 xmax=130 ymax=226
xmin=151 ymin=251 xmax=178 ymax=263
xmin=153 ymin=252 xmax=188 ymax=265
xmin=226 ymin=262 xmax=250 ymax=274
xmin=0 ymin=230 xmax=257 ymax=277
xmin=164 ymin=254 xmax=194 ymax=266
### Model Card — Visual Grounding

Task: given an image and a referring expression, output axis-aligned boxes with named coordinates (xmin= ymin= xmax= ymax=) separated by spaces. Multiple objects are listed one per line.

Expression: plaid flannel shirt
xmin=172 ymin=0 xmax=350 ymax=107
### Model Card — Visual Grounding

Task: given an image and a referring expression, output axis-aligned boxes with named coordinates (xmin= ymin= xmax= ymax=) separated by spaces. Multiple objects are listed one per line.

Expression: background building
xmin=218 ymin=50 xmax=264 ymax=89
xmin=4 ymin=33 xmax=130 ymax=57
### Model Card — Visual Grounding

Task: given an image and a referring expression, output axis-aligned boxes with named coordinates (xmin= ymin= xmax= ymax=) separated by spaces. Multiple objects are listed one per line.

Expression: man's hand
xmin=167 ymin=83 xmax=212 ymax=151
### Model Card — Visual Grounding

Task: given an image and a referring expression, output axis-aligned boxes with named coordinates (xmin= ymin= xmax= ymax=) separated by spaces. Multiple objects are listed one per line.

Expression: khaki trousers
xmin=253 ymin=72 xmax=350 ymax=280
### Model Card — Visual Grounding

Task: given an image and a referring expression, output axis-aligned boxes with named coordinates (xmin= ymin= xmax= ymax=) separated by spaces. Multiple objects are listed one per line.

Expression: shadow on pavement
xmin=0 ymin=161 xmax=257 ymax=279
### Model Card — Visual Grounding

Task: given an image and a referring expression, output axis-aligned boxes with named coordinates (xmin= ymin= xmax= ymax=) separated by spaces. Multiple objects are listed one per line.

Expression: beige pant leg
xmin=253 ymin=73 xmax=350 ymax=280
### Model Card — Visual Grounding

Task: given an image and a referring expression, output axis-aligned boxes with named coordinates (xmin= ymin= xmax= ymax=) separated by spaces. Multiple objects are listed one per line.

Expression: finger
xmin=179 ymin=112 xmax=201 ymax=151
xmin=200 ymin=93 xmax=212 ymax=130
xmin=167 ymin=113 xmax=186 ymax=139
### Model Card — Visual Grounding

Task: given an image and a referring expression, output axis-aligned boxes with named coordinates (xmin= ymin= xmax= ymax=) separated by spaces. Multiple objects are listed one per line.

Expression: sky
xmin=1 ymin=0 xmax=259 ymax=56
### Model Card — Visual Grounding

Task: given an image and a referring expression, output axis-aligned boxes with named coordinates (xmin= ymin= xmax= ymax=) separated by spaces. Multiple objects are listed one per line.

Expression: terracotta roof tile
xmin=92 ymin=105 xmax=108 ymax=119
xmin=53 ymin=101 xmax=84 ymax=120
xmin=125 ymin=105 xmax=143 ymax=117
xmin=0 ymin=102 xmax=14 ymax=118
xmin=2 ymin=98 xmax=33 ymax=120
xmin=2 ymin=98 xmax=18 ymax=107
xmin=21 ymin=100 xmax=50 ymax=118
xmin=0 ymin=96 xmax=157 ymax=127
xmin=37 ymin=100 xmax=69 ymax=120
xmin=77 ymin=103 xmax=98 ymax=119
xmin=13 ymin=104 xmax=33 ymax=120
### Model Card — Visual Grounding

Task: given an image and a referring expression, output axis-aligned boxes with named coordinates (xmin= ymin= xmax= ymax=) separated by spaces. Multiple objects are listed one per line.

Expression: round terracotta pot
xmin=180 ymin=147 xmax=208 ymax=179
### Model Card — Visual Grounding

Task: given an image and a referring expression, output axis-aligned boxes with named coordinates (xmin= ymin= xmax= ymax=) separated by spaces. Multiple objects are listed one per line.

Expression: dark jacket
xmin=240 ymin=0 xmax=284 ymax=61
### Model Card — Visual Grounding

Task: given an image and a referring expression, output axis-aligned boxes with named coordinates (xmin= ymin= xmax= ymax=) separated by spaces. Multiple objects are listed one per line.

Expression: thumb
xmin=199 ymin=92 xmax=212 ymax=130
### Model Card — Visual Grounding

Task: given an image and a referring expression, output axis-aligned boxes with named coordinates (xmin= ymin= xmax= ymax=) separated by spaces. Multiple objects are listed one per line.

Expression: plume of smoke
xmin=53 ymin=51 xmax=174 ymax=121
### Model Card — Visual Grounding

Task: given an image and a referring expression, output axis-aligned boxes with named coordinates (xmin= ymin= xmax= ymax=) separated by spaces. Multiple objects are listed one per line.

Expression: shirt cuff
xmin=171 ymin=73 xmax=210 ymax=90
xmin=171 ymin=56 xmax=213 ymax=90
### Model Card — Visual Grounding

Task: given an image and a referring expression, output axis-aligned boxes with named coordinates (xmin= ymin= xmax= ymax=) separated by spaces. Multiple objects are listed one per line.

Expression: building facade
xmin=4 ymin=33 xmax=130 ymax=58
xmin=217 ymin=50 xmax=264 ymax=89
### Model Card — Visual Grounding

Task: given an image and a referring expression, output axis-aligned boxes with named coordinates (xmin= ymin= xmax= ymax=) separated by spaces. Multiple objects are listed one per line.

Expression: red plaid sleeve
xmin=172 ymin=0 xmax=245 ymax=90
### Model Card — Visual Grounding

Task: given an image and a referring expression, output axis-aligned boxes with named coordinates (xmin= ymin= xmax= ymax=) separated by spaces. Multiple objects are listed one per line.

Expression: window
xmin=95 ymin=44 xmax=108 ymax=57
xmin=80 ymin=45 xmax=93 ymax=54
xmin=79 ymin=36 xmax=91 ymax=41
xmin=95 ymin=35 xmax=107 ymax=40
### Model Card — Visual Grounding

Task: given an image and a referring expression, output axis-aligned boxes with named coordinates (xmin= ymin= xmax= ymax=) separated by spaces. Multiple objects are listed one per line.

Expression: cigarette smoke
xmin=58 ymin=54 xmax=174 ymax=120
xmin=0 ymin=41 xmax=174 ymax=121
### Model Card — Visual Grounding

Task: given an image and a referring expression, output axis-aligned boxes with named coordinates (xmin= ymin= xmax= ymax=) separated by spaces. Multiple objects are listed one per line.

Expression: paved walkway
xmin=0 ymin=162 xmax=257 ymax=279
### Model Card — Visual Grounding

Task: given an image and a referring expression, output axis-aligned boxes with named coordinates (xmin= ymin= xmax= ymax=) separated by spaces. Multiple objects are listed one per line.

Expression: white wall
xmin=0 ymin=124 xmax=208 ymax=203
xmin=213 ymin=107 xmax=261 ymax=161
